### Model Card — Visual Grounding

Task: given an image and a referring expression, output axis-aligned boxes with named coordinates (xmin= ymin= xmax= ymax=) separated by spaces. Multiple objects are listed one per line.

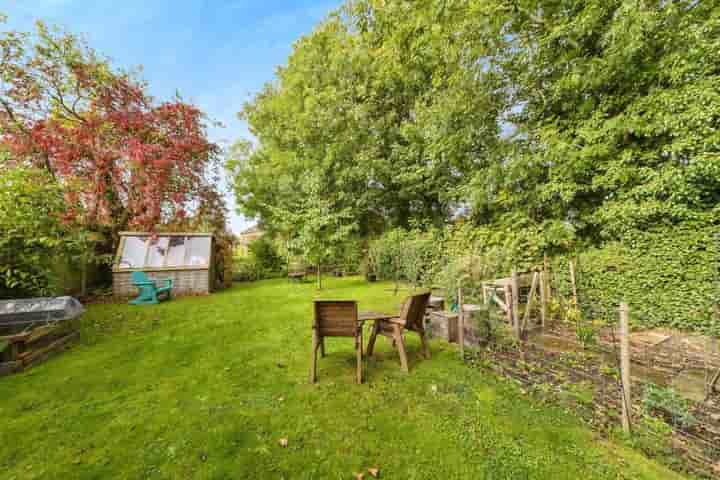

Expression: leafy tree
xmin=268 ymin=174 xmax=356 ymax=289
xmin=467 ymin=0 xmax=720 ymax=240
xmin=231 ymin=0 xmax=718 ymax=249
xmin=0 ymin=18 xmax=221 ymax=239
xmin=229 ymin=1 xmax=505 ymax=235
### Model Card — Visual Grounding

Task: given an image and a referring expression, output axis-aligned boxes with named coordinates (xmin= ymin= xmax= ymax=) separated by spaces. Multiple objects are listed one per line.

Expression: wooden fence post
xmin=539 ymin=271 xmax=547 ymax=328
xmin=706 ymin=336 xmax=719 ymax=401
xmin=542 ymin=254 xmax=550 ymax=326
xmin=521 ymin=272 xmax=539 ymax=334
xmin=504 ymin=285 xmax=513 ymax=326
xmin=569 ymin=259 xmax=578 ymax=307
xmin=619 ymin=302 xmax=632 ymax=434
xmin=458 ymin=287 xmax=465 ymax=358
xmin=511 ymin=270 xmax=520 ymax=339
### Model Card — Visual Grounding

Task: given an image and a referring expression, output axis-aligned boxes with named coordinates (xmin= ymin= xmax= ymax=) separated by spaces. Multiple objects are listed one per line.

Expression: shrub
xmin=0 ymin=167 xmax=79 ymax=297
xmin=248 ymin=236 xmax=282 ymax=273
xmin=552 ymin=223 xmax=718 ymax=334
xmin=233 ymin=257 xmax=261 ymax=282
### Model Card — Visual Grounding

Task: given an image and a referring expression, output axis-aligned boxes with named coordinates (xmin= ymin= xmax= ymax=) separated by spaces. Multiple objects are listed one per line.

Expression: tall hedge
xmin=551 ymin=223 xmax=718 ymax=335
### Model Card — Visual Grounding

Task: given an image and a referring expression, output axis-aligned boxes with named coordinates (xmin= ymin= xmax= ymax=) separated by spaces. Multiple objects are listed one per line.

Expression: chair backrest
xmin=398 ymin=292 xmax=431 ymax=330
xmin=131 ymin=271 xmax=151 ymax=285
xmin=313 ymin=301 xmax=358 ymax=337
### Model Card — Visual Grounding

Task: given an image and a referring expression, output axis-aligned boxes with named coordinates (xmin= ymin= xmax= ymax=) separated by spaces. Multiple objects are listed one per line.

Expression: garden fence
xmin=452 ymin=260 xmax=720 ymax=478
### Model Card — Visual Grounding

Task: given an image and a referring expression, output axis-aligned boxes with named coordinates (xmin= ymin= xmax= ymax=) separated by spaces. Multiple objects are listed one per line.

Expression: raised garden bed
xmin=0 ymin=297 xmax=83 ymax=376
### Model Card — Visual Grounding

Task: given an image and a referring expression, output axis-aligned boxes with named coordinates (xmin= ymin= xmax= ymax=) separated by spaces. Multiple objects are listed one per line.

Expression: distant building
xmin=235 ymin=225 xmax=264 ymax=257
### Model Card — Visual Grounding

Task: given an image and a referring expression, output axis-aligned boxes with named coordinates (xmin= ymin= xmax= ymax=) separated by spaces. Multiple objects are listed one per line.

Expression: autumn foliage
xmin=0 ymin=20 xmax=220 ymax=232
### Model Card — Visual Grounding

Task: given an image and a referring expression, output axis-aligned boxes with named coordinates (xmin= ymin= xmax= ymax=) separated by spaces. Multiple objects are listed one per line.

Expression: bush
xmin=363 ymin=218 xmax=717 ymax=335
xmin=248 ymin=236 xmax=282 ymax=273
xmin=233 ymin=257 xmax=261 ymax=282
xmin=368 ymin=227 xmax=440 ymax=288
xmin=0 ymin=167 xmax=79 ymax=297
xmin=233 ymin=236 xmax=285 ymax=282
xmin=552 ymin=223 xmax=718 ymax=334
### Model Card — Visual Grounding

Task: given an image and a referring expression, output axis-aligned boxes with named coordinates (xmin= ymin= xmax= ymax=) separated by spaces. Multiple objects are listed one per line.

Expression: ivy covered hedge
xmin=368 ymin=221 xmax=718 ymax=335
xmin=551 ymin=223 xmax=718 ymax=335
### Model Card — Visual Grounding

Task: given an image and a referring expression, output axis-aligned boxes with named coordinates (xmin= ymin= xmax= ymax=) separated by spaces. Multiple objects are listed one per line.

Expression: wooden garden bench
xmin=129 ymin=271 xmax=173 ymax=305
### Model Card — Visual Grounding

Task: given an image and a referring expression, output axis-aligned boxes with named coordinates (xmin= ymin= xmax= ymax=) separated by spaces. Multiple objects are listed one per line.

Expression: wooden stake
xmin=619 ymin=303 xmax=631 ymax=434
xmin=458 ymin=287 xmax=465 ymax=358
xmin=569 ymin=259 xmax=578 ymax=307
xmin=522 ymin=272 xmax=539 ymax=333
xmin=503 ymin=285 xmax=513 ymax=326
xmin=542 ymin=254 xmax=550 ymax=325
xmin=706 ymin=337 xmax=719 ymax=401
xmin=539 ymin=272 xmax=547 ymax=328
xmin=511 ymin=270 xmax=520 ymax=339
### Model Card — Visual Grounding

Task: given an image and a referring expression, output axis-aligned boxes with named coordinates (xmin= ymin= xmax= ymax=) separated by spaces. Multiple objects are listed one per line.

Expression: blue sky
xmin=2 ymin=0 xmax=341 ymax=233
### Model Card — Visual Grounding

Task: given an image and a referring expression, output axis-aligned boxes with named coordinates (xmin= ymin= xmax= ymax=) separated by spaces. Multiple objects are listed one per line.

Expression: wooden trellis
xmin=481 ymin=266 xmax=551 ymax=339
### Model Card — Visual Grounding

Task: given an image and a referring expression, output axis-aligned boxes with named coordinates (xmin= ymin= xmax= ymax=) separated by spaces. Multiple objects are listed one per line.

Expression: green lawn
xmin=0 ymin=277 xmax=687 ymax=479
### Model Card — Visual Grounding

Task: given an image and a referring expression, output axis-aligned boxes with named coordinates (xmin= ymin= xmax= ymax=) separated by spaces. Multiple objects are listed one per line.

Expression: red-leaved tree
xmin=0 ymin=19 xmax=221 ymax=235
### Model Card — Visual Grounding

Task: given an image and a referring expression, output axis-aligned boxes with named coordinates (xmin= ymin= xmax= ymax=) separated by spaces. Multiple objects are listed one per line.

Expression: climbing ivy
xmin=552 ymin=223 xmax=718 ymax=335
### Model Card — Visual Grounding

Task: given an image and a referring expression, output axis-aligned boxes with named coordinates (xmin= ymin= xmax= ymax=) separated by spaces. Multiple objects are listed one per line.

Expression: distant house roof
xmin=240 ymin=225 xmax=263 ymax=236
xmin=237 ymin=225 xmax=264 ymax=246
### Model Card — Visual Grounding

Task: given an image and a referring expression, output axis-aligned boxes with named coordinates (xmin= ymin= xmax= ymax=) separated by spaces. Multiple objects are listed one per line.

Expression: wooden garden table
xmin=358 ymin=311 xmax=396 ymax=325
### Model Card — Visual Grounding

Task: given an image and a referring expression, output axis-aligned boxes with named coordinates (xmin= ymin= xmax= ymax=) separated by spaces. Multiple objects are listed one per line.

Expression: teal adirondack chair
xmin=129 ymin=272 xmax=173 ymax=305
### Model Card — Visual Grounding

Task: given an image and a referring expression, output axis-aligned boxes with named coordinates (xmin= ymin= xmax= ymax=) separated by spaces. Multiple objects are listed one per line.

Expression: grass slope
xmin=0 ymin=277 xmax=687 ymax=479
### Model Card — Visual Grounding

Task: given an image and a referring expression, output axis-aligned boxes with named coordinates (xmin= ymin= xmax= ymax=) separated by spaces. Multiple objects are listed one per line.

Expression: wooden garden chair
xmin=310 ymin=300 xmax=363 ymax=384
xmin=129 ymin=271 xmax=173 ymax=305
xmin=366 ymin=292 xmax=431 ymax=373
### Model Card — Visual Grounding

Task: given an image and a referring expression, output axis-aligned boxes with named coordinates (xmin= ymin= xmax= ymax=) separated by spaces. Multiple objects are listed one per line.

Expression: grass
xmin=0 ymin=277 xmax=688 ymax=479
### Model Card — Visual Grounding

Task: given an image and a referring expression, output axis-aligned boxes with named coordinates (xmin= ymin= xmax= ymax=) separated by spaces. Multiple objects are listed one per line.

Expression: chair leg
xmin=367 ymin=321 xmax=379 ymax=357
xmin=393 ymin=324 xmax=409 ymax=373
xmin=356 ymin=332 xmax=363 ymax=384
xmin=310 ymin=330 xmax=319 ymax=383
xmin=419 ymin=330 xmax=431 ymax=359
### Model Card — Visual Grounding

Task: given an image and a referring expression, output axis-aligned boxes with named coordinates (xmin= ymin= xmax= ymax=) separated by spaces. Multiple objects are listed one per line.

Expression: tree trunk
xmin=317 ymin=263 xmax=322 ymax=290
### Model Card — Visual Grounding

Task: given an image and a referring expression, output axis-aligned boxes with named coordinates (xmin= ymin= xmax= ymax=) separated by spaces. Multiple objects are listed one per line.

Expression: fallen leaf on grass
xmin=368 ymin=467 xmax=380 ymax=477
xmin=353 ymin=473 xmax=364 ymax=480
xmin=278 ymin=438 xmax=288 ymax=447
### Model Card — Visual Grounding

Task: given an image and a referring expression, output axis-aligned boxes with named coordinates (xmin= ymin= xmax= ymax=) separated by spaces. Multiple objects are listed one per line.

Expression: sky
xmin=2 ymin=0 xmax=342 ymax=233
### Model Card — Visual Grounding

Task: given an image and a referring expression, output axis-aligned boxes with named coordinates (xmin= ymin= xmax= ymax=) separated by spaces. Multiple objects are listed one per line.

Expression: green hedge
xmin=365 ymin=221 xmax=717 ymax=334
xmin=551 ymin=223 xmax=718 ymax=335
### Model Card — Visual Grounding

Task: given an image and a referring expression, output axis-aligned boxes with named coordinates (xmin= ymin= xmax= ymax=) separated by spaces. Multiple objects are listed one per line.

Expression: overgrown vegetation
xmin=641 ymin=384 xmax=698 ymax=430
xmin=233 ymin=236 xmax=284 ymax=282
xmin=0 ymin=167 xmax=80 ymax=296
xmin=228 ymin=0 xmax=719 ymax=330
xmin=552 ymin=224 xmax=719 ymax=334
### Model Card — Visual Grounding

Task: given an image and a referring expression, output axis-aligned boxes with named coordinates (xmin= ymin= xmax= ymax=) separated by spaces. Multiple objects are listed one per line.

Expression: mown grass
xmin=0 ymin=277 xmax=688 ymax=479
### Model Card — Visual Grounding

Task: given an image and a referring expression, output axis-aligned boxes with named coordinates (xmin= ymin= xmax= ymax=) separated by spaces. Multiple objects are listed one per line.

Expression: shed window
xmin=187 ymin=237 xmax=211 ymax=266
xmin=165 ymin=236 xmax=186 ymax=267
xmin=147 ymin=237 xmax=169 ymax=267
xmin=119 ymin=236 xmax=148 ymax=268
xmin=117 ymin=234 xmax=211 ymax=269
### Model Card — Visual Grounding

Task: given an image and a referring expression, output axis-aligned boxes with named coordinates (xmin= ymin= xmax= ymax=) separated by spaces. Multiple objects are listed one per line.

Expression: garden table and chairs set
xmin=310 ymin=292 xmax=432 ymax=384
